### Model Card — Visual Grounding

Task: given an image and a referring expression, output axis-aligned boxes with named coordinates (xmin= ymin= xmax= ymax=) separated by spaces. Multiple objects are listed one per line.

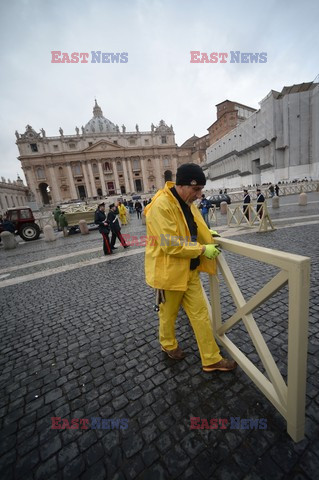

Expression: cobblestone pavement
xmin=0 ymin=201 xmax=319 ymax=479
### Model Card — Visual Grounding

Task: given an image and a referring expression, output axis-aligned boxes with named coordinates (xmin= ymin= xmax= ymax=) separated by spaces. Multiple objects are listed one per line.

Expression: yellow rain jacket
xmin=144 ymin=182 xmax=217 ymax=291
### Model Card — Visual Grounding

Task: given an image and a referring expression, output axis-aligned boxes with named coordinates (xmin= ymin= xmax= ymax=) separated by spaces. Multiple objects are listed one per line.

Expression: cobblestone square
xmin=1 ymin=197 xmax=319 ymax=479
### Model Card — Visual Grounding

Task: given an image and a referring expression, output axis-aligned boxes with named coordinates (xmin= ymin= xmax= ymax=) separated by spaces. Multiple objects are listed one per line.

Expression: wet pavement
xmin=0 ymin=196 xmax=319 ymax=479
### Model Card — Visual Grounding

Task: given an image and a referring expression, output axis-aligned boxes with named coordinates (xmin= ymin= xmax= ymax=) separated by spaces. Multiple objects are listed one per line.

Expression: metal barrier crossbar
xmin=205 ymin=237 xmax=310 ymax=442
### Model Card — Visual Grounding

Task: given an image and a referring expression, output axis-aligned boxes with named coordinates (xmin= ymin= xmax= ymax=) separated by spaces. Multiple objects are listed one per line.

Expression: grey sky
xmin=0 ymin=0 xmax=318 ymax=182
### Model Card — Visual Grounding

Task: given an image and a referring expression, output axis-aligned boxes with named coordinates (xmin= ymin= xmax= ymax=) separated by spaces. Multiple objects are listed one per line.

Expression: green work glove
xmin=209 ymin=229 xmax=220 ymax=237
xmin=203 ymin=244 xmax=221 ymax=259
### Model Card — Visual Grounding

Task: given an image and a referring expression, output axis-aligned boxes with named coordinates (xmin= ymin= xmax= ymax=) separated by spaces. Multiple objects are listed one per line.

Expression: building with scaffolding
xmin=204 ymin=81 xmax=319 ymax=189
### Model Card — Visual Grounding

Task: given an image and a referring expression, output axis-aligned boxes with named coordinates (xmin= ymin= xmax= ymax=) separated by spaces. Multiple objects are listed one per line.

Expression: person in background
xmin=107 ymin=204 xmax=129 ymax=250
xmin=275 ymin=184 xmax=280 ymax=196
xmin=59 ymin=211 xmax=68 ymax=237
xmin=135 ymin=200 xmax=143 ymax=219
xmin=256 ymin=188 xmax=265 ymax=219
xmin=118 ymin=201 xmax=127 ymax=225
xmin=269 ymin=184 xmax=275 ymax=198
xmin=53 ymin=206 xmax=61 ymax=231
xmin=128 ymin=199 xmax=134 ymax=214
xmin=199 ymin=194 xmax=211 ymax=228
xmin=1 ymin=215 xmax=16 ymax=234
xmin=243 ymin=189 xmax=251 ymax=220
xmin=94 ymin=203 xmax=112 ymax=255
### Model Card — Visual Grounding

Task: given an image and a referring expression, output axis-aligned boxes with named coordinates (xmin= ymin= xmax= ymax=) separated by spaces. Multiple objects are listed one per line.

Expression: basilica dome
xmin=84 ymin=100 xmax=117 ymax=134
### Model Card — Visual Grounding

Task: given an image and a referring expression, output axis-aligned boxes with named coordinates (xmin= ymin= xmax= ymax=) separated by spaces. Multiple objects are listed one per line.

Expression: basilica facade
xmin=16 ymin=101 xmax=198 ymax=206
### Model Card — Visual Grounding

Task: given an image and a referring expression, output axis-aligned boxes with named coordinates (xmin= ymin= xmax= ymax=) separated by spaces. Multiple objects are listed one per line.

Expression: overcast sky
xmin=0 ymin=0 xmax=318 ymax=182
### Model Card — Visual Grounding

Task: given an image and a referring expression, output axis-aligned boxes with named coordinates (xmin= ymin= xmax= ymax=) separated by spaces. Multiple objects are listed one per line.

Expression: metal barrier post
xmin=287 ymin=258 xmax=310 ymax=440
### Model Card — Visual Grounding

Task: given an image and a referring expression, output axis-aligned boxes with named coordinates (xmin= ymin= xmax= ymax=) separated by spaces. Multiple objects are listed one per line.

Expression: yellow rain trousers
xmin=159 ymin=269 xmax=222 ymax=366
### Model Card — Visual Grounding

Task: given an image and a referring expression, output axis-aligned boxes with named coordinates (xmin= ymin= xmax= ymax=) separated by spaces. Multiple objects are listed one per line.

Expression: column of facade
xmin=47 ymin=165 xmax=61 ymax=203
xmin=153 ymin=156 xmax=164 ymax=190
xmin=82 ymin=162 xmax=92 ymax=198
xmin=97 ymin=161 xmax=107 ymax=196
xmin=126 ymin=158 xmax=135 ymax=192
xmin=112 ymin=160 xmax=121 ymax=194
xmin=172 ymin=155 xmax=178 ymax=181
xmin=26 ymin=167 xmax=42 ymax=205
xmin=140 ymin=156 xmax=148 ymax=193
xmin=87 ymin=161 xmax=97 ymax=196
xmin=122 ymin=159 xmax=131 ymax=194
xmin=66 ymin=163 xmax=78 ymax=199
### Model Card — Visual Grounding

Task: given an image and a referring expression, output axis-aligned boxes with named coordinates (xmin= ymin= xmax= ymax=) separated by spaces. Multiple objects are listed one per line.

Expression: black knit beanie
xmin=175 ymin=163 xmax=206 ymax=186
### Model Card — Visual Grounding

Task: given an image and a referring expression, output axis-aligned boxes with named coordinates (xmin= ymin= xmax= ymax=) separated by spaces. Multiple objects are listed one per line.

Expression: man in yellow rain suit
xmin=118 ymin=202 xmax=128 ymax=225
xmin=144 ymin=163 xmax=237 ymax=372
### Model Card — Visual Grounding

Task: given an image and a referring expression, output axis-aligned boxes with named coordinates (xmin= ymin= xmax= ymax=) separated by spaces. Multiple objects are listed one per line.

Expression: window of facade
xmin=117 ymin=161 xmax=123 ymax=172
xmin=104 ymin=162 xmax=112 ymax=172
xmin=58 ymin=167 xmax=64 ymax=176
xmin=36 ymin=167 xmax=45 ymax=179
xmin=69 ymin=143 xmax=76 ymax=149
xmin=73 ymin=164 xmax=82 ymax=175
xmin=113 ymin=140 xmax=118 ymax=145
xmin=92 ymin=164 xmax=98 ymax=174
xmin=132 ymin=159 xmax=140 ymax=170
xmin=163 ymin=157 xmax=170 ymax=167
xmin=53 ymin=145 xmax=59 ymax=151
xmin=144 ymin=139 xmax=149 ymax=145
xmin=30 ymin=143 xmax=38 ymax=152
xmin=88 ymin=142 xmax=93 ymax=146
xmin=161 ymin=136 xmax=167 ymax=144
xmin=107 ymin=182 xmax=115 ymax=194
xmin=129 ymin=139 xmax=136 ymax=145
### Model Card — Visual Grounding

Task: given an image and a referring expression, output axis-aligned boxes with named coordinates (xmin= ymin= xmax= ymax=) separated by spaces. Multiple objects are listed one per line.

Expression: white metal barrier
xmin=217 ymin=181 xmax=319 ymax=204
xmin=205 ymin=237 xmax=310 ymax=442
xmin=208 ymin=205 xmax=217 ymax=226
xmin=227 ymin=203 xmax=275 ymax=232
xmin=34 ymin=214 xmax=56 ymax=230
